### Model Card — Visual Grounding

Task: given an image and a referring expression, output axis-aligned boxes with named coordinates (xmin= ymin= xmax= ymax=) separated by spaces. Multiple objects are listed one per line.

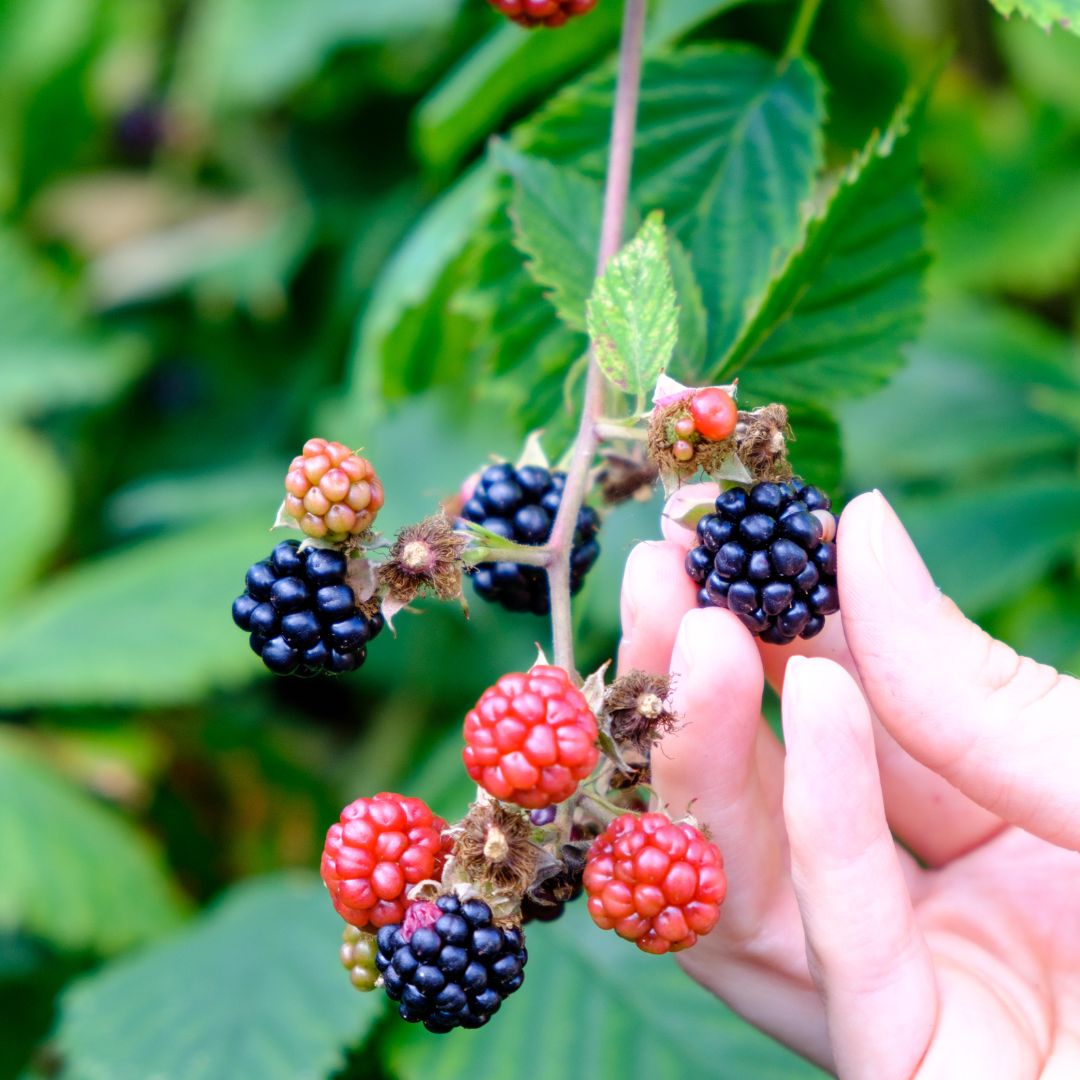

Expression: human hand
xmin=619 ymin=488 xmax=1080 ymax=1078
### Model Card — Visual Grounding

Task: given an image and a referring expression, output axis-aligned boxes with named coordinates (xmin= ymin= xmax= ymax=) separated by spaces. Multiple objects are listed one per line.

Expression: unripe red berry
xmin=463 ymin=665 xmax=599 ymax=809
xmin=673 ymin=416 xmax=696 ymax=439
xmin=284 ymin=438 xmax=384 ymax=542
xmin=488 ymin=0 xmax=597 ymax=28
xmin=690 ymin=388 xmax=738 ymax=443
xmin=672 ymin=439 xmax=695 ymax=462
xmin=584 ymin=812 xmax=726 ymax=954
xmin=321 ymin=793 xmax=452 ymax=929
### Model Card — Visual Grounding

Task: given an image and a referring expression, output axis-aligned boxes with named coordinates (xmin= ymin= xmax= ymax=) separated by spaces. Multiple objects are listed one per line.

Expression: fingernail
xmin=868 ymin=490 xmax=941 ymax=609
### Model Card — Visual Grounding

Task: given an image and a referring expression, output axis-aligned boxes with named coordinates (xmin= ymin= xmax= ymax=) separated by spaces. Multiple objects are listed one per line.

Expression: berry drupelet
xmin=233 ymin=540 xmax=383 ymax=676
xmin=684 ymin=480 xmax=839 ymax=645
xmin=375 ymin=895 xmax=527 ymax=1033
xmin=461 ymin=463 xmax=600 ymax=616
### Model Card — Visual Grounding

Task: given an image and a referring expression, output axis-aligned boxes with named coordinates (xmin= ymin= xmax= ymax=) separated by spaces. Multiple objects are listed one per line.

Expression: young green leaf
xmin=492 ymin=140 xmax=603 ymax=332
xmin=986 ymin=0 xmax=1080 ymax=35
xmin=710 ymin=87 xmax=929 ymax=405
xmin=0 ymin=729 xmax=184 ymax=955
xmin=587 ymin=213 xmax=679 ymax=401
xmin=54 ymin=875 xmax=383 ymax=1080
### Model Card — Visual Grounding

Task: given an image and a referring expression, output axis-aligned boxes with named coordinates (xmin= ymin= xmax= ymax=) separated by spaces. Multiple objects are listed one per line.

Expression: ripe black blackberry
xmin=461 ymin=463 xmax=600 ymax=615
xmin=375 ymin=895 xmax=527 ymax=1033
xmin=232 ymin=540 xmax=383 ymax=676
xmin=685 ymin=480 xmax=839 ymax=645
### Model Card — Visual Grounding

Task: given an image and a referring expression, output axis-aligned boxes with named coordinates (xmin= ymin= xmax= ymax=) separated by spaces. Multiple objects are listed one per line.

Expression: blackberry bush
xmin=461 ymin=463 xmax=600 ymax=615
xmin=684 ymin=480 xmax=839 ymax=645
xmin=232 ymin=540 xmax=383 ymax=676
xmin=375 ymin=895 xmax=527 ymax=1033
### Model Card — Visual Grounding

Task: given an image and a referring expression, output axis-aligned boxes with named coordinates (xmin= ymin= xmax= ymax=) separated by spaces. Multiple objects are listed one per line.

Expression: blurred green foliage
xmin=0 ymin=0 xmax=1077 ymax=1077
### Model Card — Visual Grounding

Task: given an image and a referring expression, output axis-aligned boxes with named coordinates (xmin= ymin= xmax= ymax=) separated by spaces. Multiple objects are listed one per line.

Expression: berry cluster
xmin=670 ymin=387 xmax=738 ymax=463
xmin=284 ymin=438 xmax=384 ymax=542
xmin=233 ymin=540 xmax=384 ymax=675
xmin=376 ymin=895 xmax=527 ymax=1033
xmin=461 ymin=463 xmax=600 ymax=615
xmin=684 ymin=480 xmax=839 ymax=644
xmin=463 ymin=665 xmax=599 ymax=809
xmin=322 ymin=793 xmax=452 ymax=928
xmin=584 ymin=812 xmax=725 ymax=954
xmin=488 ymin=0 xmax=597 ymax=28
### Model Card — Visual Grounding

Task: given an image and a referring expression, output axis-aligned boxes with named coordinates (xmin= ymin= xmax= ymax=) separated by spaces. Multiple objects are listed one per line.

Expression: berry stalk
xmin=546 ymin=0 xmax=647 ymax=674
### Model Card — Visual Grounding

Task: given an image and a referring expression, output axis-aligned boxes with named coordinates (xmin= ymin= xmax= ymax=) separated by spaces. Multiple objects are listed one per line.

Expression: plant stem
xmin=784 ymin=0 xmax=822 ymax=60
xmin=546 ymin=0 xmax=646 ymax=677
xmin=594 ymin=421 xmax=648 ymax=442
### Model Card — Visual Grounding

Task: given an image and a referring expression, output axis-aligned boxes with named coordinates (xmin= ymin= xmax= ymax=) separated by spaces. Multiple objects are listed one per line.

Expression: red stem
xmin=546 ymin=0 xmax=646 ymax=675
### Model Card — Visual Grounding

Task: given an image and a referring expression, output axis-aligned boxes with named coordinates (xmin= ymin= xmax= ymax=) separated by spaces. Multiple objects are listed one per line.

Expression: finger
xmin=840 ymin=491 xmax=1080 ymax=850
xmin=782 ymin=657 xmax=936 ymax=1080
xmin=653 ymin=607 xmax=790 ymax=943
xmin=660 ymin=483 xmax=719 ymax=547
xmin=617 ymin=541 xmax=697 ymax=677
xmin=760 ymin=619 xmax=1003 ymax=866
xmin=663 ymin=483 xmax=1002 ymax=863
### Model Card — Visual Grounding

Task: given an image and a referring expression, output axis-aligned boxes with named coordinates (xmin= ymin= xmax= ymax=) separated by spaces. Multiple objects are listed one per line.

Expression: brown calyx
xmin=378 ymin=513 xmax=467 ymax=606
xmin=734 ymin=404 xmax=792 ymax=482
xmin=603 ymin=670 xmax=680 ymax=755
xmin=646 ymin=399 xmax=736 ymax=483
xmin=454 ymin=800 xmax=540 ymax=897
xmin=595 ymin=451 xmax=659 ymax=506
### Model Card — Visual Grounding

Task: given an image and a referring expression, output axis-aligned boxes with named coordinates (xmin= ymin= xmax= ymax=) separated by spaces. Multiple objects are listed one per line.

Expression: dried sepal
xmin=378 ymin=513 xmax=467 ymax=608
xmin=734 ymin=404 xmax=792 ymax=481
xmin=595 ymin=451 xmax=658 ymax=506
xmin=452 ymin=797 xmax=541 ymax=899
xmin=603 ymin=670 xmax=680 ymax=755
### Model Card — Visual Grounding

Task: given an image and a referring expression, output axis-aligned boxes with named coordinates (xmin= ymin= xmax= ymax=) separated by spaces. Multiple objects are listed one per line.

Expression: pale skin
xmin=618 ymin=487 xmax=1080 ymax=1079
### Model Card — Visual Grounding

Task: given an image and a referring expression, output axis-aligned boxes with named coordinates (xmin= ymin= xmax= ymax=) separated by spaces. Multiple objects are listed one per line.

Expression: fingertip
xmin=782 ymin=658 xmax=878 ymax=845
xmin=618 ymin=541 xmax=697 ymax=677
xmin=660 ymin=482 xmax=720 ymax=547
xmin=654 ymin=607 xmax=766 ymax=816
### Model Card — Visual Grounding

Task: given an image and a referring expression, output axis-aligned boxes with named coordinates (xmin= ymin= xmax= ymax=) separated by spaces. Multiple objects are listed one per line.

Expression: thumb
xmin=838 ymin=491 xmax=1080 ymax=850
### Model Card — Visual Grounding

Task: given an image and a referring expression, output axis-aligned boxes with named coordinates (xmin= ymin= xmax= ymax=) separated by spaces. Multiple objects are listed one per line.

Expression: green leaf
xmin=668 ymin=233 xmax=708 ymax=373
xmin=587 ymin=213 xmax=679 ymax=399
xmin=712 ymin=87 xmax=928 ymax=405
xmin=414 ymin=6 xmax=623 ymax=174
xmin=173 ymin=0 xmax=465 ymax=111
xmin=842 ymin=299 xmax=1079 ymax=488
xmin=385 ymin=902 xmax=825 ymax=1080
xmin=986 ymin=0 xmax=1080 ymax=35
xmin=347 ymin=163 xmax=495 ymax=411
xmin=0 ymin=424 xmax=69 ymax=604
xmin=688 ymin=56 xmax=824 ymax=358
xmin=786 ymin=403 xmax=842 ymax=494
xmin=899 ymin=478 xmax=1080 ymax=614
xmin=0 ymin=229 xmax=144 ymax=419
xmin=647 ymin=0 xmax=778 ymax=43
xmin=55 ymin=875 xmax=383 ymax=1080
xmin=0 ymin=729 xmax=184 ymax=954
xmin=0 ymin=516 xmax=276 ymax=708
xmin=494 ymin=142 xmax=603 ymax=333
